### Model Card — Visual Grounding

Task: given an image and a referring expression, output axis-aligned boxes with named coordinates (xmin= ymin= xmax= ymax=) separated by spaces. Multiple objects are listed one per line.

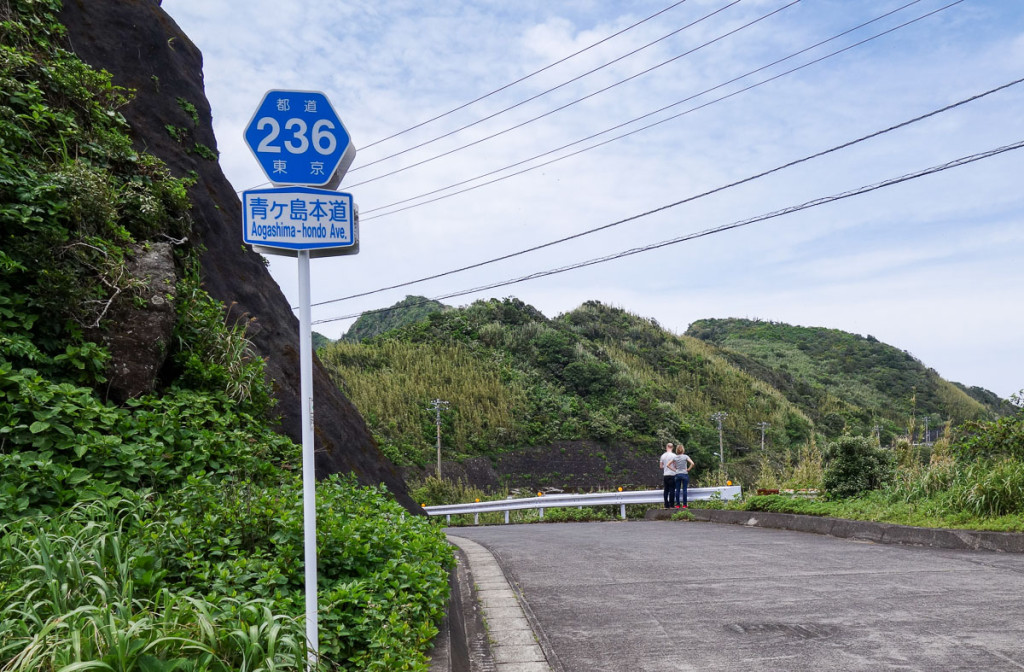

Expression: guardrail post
xmin=474 ymin=513 xmax=479 ymax=525
xmin=446 ymin=514 xmax=451 ymax=524
xmin=539 ymin=508 xmax=544 ymax=520
xmin=505 ymin=510 xmax=509 ymax=524
xmin=620 ymin=504 xmax=626 ymax=520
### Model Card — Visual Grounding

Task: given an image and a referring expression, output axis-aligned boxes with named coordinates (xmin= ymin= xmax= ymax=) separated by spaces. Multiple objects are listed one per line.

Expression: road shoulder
xmin=431 ymin=535 xmax=553 ymax=672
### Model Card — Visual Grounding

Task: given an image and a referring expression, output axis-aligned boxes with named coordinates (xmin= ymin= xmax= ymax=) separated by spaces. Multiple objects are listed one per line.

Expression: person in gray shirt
xmin=660 ymin=443 xmax=677 ymax=508
xmin=673 ymin=444 xmax=695 ymax=508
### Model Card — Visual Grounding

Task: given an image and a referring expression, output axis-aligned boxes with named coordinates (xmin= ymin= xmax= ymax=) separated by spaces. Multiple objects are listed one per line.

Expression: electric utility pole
xmin=712 ymin=412 xmax=728 ymax=468
xmin=757 ymin=421 xmax=770 ymax=452
xmin=430 ymin=398 xmax=449 ymax=478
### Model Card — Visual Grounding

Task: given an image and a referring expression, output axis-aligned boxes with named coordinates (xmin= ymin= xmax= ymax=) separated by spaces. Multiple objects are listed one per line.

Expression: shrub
xmin=171 ymin=263 xmax=272 ymax=415
xmin=742 ymin=494 xmax=830 ymax=516
xmin=562 ymin=358 xmax=614 ymax=396
xmin=954 ymin=401 xmax=1024 ymax=462
xmin=822 ymin=436 xmax=894 ymax=498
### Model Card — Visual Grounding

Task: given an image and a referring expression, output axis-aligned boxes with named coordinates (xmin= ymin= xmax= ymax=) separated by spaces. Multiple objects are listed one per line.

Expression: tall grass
xmin=753 ymin=450 xmax=781 ymax=491
xmin=952 ymin=460 xmax=1024 ymax=517
xmin=694 ymin=465 xmax=734 ymax=489
xmin=411 ymin=475 xmax=492 ymax=507
xmin=0 ymin=499 xmax=308 ymax=671
xmin=784 ymin=437 xmax=824 ymax=490
xmin=319 ymin=340 xmax=525 ymax=459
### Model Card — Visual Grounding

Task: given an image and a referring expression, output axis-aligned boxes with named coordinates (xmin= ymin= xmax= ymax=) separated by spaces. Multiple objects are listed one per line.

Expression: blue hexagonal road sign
xmin=243 ymin=90 xmax=356 ymax=187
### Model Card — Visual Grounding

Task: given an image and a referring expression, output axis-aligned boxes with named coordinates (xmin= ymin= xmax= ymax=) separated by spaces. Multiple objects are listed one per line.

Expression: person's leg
xmin=681 ymin=474 xmax=689 ymax=507
xmin=674 ymin=474 xmax=683 ymax=507
xmin=663 ymin=475 xmax=674 ymax=508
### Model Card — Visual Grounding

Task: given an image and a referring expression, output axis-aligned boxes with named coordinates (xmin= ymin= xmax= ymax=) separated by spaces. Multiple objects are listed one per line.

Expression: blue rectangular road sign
xmin=243 ymin=186 xmax=355 ymax=252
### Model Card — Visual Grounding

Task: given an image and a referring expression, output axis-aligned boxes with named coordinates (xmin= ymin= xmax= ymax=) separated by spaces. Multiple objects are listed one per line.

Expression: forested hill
xmin=341 ymin=295 xmax=448 ymax=342
xmin=320 ymin=299 xmax=1009 ymax=469
xmin=686 ymin=318 xmax=1003 ymax=441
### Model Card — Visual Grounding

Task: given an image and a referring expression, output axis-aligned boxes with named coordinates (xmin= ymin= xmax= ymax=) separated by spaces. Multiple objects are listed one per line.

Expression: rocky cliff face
xmin=57 ymin=0 xmax=417 ymax=511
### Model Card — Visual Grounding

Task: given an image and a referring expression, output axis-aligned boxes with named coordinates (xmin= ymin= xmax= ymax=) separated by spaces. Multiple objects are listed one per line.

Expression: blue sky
xmin=163 ymin=0 xmax=1024 ymax=399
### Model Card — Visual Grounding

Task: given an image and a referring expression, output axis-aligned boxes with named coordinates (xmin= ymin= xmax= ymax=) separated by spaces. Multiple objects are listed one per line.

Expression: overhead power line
xmin=352 ymin=0 xmax=747 ymax=171
xmin=359 ymin=0 xmax=954 ymax=220
xmin=311 ymin=138 xmax=1024 ymax=327
xmin=345 ymin=0 xmax=800 ymax=189
xmin=234 ymin=0 xmax=704 ymax=195
xmin=308 ymin=74 xmax=1021 ymax=309
xmin=239 ymin=0 xmax=947 ymax=199
xmin=228 ymin=0 xmax=761 ymax=196
xmin=360 ymin=0 xmax=692 ymax=151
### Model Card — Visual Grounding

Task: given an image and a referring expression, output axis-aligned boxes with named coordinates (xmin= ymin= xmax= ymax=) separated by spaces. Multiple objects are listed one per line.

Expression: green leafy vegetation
xmin=166 ymin=123 xmax=188 ymax=143
xmin=177 ymin=96 xmax=199 ymax=124
xmin=334 ymin=298 xmax=1019 ymax=539
xmin=1 ymin=2 xmax=451 ymax=669
xmin=419 ymin=405 xmax=1023 ymax=532
xmin=0 ymin=476 xmax=452 ymax=670
xmin=191 ymin=142 xmax=218 ymax=161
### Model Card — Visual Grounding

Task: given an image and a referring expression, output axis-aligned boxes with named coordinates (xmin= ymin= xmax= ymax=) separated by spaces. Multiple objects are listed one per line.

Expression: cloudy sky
xmin=162 ymin=0 xmax=1024 ymax=399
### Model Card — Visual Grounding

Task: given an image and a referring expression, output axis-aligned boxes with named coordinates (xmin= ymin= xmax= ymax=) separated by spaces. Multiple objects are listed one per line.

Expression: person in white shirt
xmin=660 ymin=443 xmax=677 ymax=508
xmin=673 ymin=444 xmax=695 ymax=508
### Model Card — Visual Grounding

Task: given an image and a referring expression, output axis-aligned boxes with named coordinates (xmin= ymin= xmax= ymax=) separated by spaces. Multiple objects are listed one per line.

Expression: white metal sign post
xmin=243 ymin=90 xmax=358 ymax=670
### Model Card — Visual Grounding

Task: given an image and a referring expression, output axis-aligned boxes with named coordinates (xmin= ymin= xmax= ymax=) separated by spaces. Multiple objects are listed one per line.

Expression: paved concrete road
xmin=449 ymin=520 xmax=1024 ymax=671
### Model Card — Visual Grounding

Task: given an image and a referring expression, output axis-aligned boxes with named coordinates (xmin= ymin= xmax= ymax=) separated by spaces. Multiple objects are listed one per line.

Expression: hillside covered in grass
xmin=321 ymin=298 xmax=815 ymax=474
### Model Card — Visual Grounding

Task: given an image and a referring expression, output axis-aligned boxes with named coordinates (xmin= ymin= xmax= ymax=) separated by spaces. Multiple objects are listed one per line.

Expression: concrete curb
xmin=430 ymin=535 xmax=552 ymax=672
xmin=645 ymin=507 xmax=1024 ymax=552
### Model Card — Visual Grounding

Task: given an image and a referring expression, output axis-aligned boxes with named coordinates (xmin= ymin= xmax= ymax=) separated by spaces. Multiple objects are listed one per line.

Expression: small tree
xmin=823 ymin=436 xmax=894 ymax=498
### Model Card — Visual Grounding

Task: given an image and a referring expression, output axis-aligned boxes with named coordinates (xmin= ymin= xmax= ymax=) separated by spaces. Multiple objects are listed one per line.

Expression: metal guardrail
xmin=423 ymin=486 xmax=742 ymax=523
